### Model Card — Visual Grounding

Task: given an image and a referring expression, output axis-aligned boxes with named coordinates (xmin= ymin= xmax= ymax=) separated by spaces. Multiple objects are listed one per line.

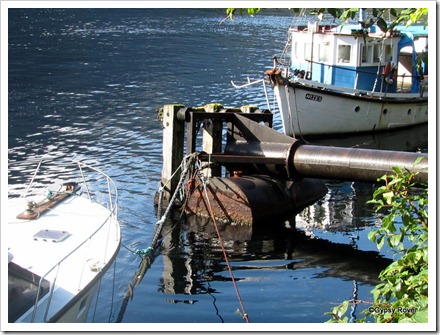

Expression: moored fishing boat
xmin=7 ymin=157 xmax=121 ymax=324
xmin=264 ymin=21 xmax=428 ymax=137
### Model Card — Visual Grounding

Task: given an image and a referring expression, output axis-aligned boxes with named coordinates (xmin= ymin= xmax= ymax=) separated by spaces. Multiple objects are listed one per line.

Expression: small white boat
xmin=265 ymin=21 xmax=428 ymax=137
xmin=7 ymin=157 xmax=121 ymax=323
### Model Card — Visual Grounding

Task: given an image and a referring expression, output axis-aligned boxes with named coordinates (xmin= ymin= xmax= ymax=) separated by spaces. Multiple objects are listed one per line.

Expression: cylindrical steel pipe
xmin=224 ymin=141 xmax=296 ymax=176
xmin=221 ymin=142 xmax=428 ymax=183
xmin=291 ymin=145 xmax=428 ymax=183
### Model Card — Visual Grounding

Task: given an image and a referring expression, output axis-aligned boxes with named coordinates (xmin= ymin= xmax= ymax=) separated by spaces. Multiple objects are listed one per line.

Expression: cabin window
xmin=361 ymin=42 xmax=392 ymax=64
xmin=373 ymin=43 xmax=392 ymax=63
xmin=373 ymin=44 xmax=381 ymax=63
xmin=338 ymin=45 xmax=351 ymax=64
xmin=361 ymin=44 xmax=372 ymax=63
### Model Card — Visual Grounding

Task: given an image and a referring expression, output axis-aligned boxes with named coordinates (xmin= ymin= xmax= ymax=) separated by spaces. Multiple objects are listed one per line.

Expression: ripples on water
xmin=7 ymin=8 xmax=428 ymax=327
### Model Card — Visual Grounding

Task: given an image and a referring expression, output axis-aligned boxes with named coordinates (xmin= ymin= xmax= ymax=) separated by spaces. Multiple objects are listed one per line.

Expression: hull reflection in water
xmin=296 ymin=181 xmax=376 ymax=236
xmin=158 ymin=214 xmax=391 ymax=303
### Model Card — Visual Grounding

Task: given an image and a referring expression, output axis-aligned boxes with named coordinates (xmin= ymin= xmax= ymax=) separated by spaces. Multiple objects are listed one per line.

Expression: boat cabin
xmin=288 ymin=22 xmax=428 ymax=93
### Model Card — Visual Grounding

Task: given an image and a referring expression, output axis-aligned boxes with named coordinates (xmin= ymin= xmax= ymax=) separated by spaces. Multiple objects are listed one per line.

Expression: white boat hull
xmin=7 ymin=159 xmax=121 ymax=325
xmin=273 ymin=79 xmax=428 ymax=137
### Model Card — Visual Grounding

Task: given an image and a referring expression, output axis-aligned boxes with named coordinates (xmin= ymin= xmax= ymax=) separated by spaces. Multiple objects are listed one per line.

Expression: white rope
xmin=152 ymin=152 xmax=199 ymax=246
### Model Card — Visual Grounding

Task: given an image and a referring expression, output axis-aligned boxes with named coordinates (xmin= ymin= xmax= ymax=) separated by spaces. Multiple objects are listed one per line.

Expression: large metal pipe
xmin=218 ymin=142 xmax=428 ymax=183
xmin=292 ymin=145 xmax=428 ymax=183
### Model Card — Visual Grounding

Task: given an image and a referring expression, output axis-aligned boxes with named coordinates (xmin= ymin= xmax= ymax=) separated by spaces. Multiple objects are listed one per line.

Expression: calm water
xmin=7 ymin=8 xmax=428 ymax=329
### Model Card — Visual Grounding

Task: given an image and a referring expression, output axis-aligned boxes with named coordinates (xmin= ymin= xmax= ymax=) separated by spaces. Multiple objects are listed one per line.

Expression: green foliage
xmin=326 ymin=159 xmax=428 ymax=323
xmin=327 ymin=300 xmax=350 ymax=323
xmin=225 ymin=8 xmax=428 ymax=33
xmin=310 ymin=8 xmax=428 ymax=33
xmin=226 ymin=8 xmax=260 ymax=20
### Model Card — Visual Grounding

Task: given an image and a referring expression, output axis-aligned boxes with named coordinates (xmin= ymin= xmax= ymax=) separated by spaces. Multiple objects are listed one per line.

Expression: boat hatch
xmin=33 ymin=229 xmax=70 ymax=243
xmin=8 ymin=262 xmax=50 ymax=323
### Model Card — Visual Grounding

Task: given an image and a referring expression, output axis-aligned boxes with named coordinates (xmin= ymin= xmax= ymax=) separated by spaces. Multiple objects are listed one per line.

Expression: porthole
xmin=354 ymin=106 xmax=360 ymax=112
xmin=407 ymin=109 xmax=412 ymax=115
xmin=383 ymin=109 xmax=388 ymax=115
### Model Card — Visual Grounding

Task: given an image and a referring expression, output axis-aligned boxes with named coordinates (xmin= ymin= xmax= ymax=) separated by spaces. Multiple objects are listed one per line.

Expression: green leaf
xmin=413 ymin=156 xmax=425 ymax=167
xmin=383 ymin=191 xmax=394 ymax=204
xmin=389 ymin=234 xmax=402 ymax=248
xmin=377 ymin=234 xmax=385 ymax=250
xmin=337 ymin=300 xmax=350 ymax=318
xmin=368 ymin=230 xmax=377 ymax=243
xmin=411 ymin=308 xmax=428 ymax=323
xmin=247 ymin=8 xmax=260 ymax=16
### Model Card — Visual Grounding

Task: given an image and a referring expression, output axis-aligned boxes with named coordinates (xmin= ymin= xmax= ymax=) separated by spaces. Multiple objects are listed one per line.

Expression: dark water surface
xmin=7 ymin=8 xmax=428 ymax=330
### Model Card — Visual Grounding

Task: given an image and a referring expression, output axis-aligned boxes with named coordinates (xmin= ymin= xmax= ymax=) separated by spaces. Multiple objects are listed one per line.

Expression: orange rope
xmin=199 ymin=175 xmax=250 ymax=323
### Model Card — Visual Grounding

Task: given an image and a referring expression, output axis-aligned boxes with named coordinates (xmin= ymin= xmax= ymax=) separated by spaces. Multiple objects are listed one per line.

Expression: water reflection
xmin=156 ymin=215 xmax=392 ymax=302
xmin=296 ymin=181 xmax=377 ymax=238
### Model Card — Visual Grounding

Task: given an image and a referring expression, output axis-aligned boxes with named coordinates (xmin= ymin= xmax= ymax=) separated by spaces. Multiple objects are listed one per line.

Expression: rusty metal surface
xmin=185 ymin=175 xmax=327 ymax=227
xmin=185 ymin=176 xmax=253 ymax=226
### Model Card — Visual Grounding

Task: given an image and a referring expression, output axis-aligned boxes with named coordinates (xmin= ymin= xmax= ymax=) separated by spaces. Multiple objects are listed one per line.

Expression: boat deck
xmin=8 ymin=193 xmax=120 ymax=322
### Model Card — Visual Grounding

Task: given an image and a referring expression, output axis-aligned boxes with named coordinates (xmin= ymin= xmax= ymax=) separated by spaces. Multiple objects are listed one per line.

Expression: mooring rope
xmin=156 ymin=154 xmax=188 ymax=219
xmin=198 ymin=174 xmax=250 ymax=323
xmin=115 ymin=152 xmax=199 ymax=323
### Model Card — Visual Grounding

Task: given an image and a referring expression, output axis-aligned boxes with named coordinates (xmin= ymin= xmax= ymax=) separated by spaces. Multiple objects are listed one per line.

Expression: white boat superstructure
xmin=7 ymin=158 xmax=121 ymax=323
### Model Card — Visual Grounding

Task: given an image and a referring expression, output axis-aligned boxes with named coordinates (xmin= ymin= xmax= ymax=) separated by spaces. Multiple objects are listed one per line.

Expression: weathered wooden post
xmin=240 ymin=105 xmax=258 ymax=113
xmin=161 ymin=104 xmax=185 ymax=203
xmin=201 ymin=103 xmax=223 ymax=177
